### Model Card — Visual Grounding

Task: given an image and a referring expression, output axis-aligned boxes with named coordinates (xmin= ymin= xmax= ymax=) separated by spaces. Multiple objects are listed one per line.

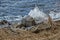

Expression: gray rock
xmin=15 ymin=15 xmax=36 ymax=28
xmin=21 ymin=15 xmax=36 ymax=27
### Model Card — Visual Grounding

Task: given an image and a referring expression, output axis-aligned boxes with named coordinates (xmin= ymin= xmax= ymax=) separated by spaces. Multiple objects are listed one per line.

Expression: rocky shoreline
xmin=0 ymin=15 xmax=49 ymax=32
xmin=0 ymin=15 xmax=60 ymax=40
xmin=0 ymin=20 xmax=60 ymax=40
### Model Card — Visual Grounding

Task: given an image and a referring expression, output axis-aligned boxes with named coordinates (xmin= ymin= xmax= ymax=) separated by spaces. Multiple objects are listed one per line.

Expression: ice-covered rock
xmin=28 ymin=7 xmax=48 ymax=24
xmin=49 ymin=11 xmax=60 ymax=21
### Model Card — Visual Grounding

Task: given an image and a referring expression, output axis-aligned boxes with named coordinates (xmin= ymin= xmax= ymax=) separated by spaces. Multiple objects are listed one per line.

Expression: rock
xmin=21 ymin=15 xmax=36 ymax=27
xmin=15 ymin=15 xmax=36 ymax=28
xmin=0 ymin=20 xmax=11 ymax=25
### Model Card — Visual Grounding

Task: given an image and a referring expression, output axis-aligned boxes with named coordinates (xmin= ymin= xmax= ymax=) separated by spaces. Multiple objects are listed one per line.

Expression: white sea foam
xmin=28 ymin=6 xmax=60 ymax=24
xmin=0 ymin=15 xmax=23 ymax=22
xmin=28 ymin=6 xmax=48 ymax=24
xmin=49 ymin=11 xmax=60 ymax=21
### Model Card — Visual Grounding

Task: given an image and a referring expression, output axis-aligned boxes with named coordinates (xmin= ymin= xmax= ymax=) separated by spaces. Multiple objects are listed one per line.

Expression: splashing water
xmin=28 ymin=6 xmax=48 ymax=24
xmin=0 ymin=15 xmax=23 ymax=22
xmin=49 ymin=11 xmax=60 ymax=21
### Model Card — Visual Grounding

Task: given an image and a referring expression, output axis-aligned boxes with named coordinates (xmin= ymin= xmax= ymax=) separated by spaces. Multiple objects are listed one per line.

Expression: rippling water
xmin=0 ymin=0 xmax=60 ymax=22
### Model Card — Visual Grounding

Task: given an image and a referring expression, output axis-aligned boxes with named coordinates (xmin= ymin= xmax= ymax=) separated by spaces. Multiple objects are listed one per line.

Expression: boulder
xmin=15 ymin=15 xmax=36 ymax=28
xmin=21 ymin=15 xmax=36 ymax=27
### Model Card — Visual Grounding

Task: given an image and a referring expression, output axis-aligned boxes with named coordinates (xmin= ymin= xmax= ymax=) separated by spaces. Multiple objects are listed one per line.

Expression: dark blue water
xmin=0 ymin=0 xmax=60 ymax=22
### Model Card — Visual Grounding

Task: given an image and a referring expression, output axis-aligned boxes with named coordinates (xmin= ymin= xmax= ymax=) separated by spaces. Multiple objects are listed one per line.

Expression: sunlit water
xmin=0 ymin=0 xmax=60 ymax=22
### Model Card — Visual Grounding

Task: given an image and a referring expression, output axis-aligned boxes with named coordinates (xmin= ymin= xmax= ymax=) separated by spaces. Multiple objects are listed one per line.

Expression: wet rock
xmin=0 ymin=20 xmax=11 ymax=25
xmin=22 ymin=15 xmax=36 ymax=26
xmin=15 ymin=15 xmax=36 ymax=28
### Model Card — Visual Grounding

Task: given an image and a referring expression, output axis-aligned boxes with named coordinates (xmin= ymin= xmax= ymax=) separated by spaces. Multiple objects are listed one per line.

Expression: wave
xmin=28 ymin=6 xmax=60 ymax=24
xmin=28 ymin=6 xmax=48 ymax=24
xmin=0 ymin=15 xmax=22 ymax=22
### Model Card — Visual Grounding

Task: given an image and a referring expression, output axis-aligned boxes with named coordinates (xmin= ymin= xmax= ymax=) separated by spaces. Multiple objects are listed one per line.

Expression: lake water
xmin=0 ymin=0 xmax=60 ymax=22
